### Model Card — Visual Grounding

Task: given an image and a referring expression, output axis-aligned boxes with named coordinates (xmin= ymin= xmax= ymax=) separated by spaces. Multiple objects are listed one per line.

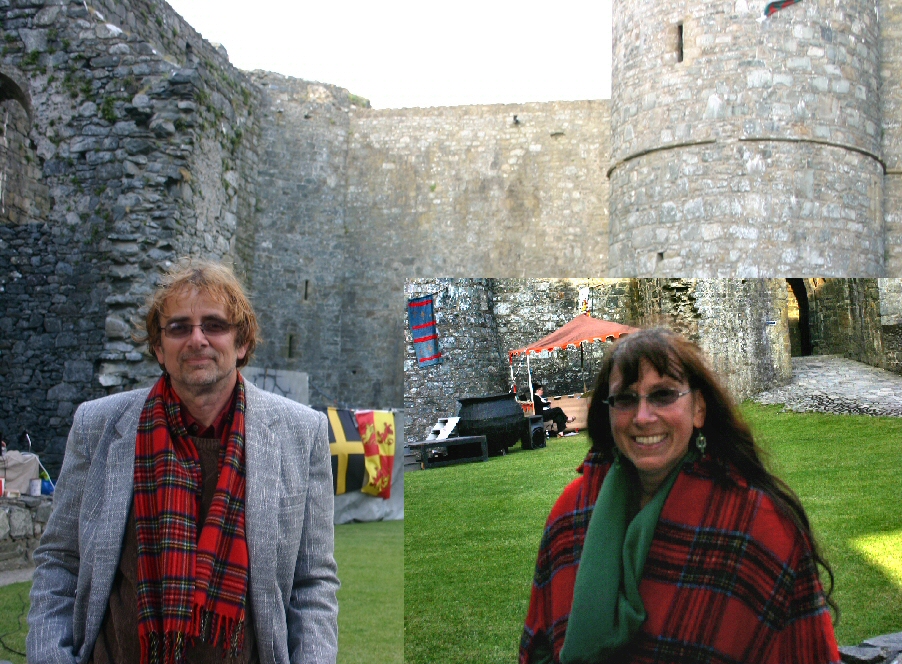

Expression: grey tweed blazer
xmin=27 ymin=381 xmax=339 ymax=664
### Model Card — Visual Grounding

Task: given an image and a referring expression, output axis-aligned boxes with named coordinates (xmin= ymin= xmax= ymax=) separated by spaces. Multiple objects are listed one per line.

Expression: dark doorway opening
xmin=786 ymin=278 xmax=812 ymax=356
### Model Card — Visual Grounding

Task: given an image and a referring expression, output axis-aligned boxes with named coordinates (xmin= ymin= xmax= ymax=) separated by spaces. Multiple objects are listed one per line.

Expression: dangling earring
xmin=695 ymin=431 xmax=707 ymax=456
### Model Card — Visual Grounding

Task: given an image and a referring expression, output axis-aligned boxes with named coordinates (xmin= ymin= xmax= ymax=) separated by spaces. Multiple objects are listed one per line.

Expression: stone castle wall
xmin=344 ymin=103 xmax=613 ymax=419
xmin=808 ymin=278 xmax=888 ymax=369
xmin=403 ymin=279 xmax=509 ymax=439
xmin=403 ymin=278 xmax=794 ymax=440
xmin=346 ymin=101 xmax=611 ymax=277
xmin=630 ymin=279 xmax=792 ymax=399
xmin=243 ymin=72 xmax=355 ymax=407
xmin=880 ymin=0 xmax=902 ymax=274
xmin=0 ymin=0 xmax=258 ymax=470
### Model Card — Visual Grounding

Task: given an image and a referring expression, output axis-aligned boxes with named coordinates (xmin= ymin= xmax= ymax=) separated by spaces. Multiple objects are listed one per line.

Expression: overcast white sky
xmin=164 ymin=0 xmax=613 ymax=109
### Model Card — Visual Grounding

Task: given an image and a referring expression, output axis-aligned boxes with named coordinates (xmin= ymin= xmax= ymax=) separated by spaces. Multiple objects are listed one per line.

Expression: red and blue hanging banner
xmin=408 ymin=294 xmax=442 ymax=367
xmin=764 ymin=0 xmax=801 ymax=16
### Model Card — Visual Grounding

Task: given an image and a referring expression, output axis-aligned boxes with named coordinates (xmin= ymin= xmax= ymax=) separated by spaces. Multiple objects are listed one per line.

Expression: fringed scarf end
xmin=192 ymin=605 xmax=246 ymax=657
xmin=141 ymin=630 xmax=187 ymax=664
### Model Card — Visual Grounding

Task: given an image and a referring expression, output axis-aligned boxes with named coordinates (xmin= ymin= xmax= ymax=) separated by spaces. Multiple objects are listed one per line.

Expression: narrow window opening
xmin=676 ymin=23 xmax=684 ymax=63
xmin=657 ymin=251 xmax=665 ymax=263
xmin=287 ymin=334 xmax=297 ymax=359
xmin=303 ymin=279 xmax=310 ymax=301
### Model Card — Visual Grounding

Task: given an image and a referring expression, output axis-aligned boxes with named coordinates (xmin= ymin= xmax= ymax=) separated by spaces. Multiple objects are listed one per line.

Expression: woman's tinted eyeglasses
xmin=161 ymin=320 xmax=235 ymax=338
xmin=603 ymin=388 xmax=692 ymax=411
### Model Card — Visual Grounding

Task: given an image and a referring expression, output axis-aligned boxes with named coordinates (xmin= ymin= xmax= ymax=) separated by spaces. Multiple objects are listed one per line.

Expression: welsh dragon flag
xmin=356 ymin=410 xmax=396 ymax=499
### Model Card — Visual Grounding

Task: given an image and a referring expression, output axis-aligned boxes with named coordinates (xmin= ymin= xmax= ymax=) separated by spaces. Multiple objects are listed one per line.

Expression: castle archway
xmin=786 ymin=278 xmax=812 ymax=357
xmin=0 ymin=71 xmax=33 ymax=126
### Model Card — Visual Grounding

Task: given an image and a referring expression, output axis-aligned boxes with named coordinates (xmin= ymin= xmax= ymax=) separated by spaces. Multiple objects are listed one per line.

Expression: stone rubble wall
xmin=403 ymin=278 xmax=795 ymax=437
xmin=0 ymin=0 xmax=259 ymax=472
xmin=0 ymin=91 xmax=50 ymax=225
xmin=631 ymin=279 xmax=792 ymax=400
xmin=808 ymin=279 xmax=885 ymax=367
xmin=0 ymin=495 xmax=51 ymax=572
xmin=878 ymin=278 xmax=902 ymax=374
xmin=403 ymin=279 xmax=508 ymax=440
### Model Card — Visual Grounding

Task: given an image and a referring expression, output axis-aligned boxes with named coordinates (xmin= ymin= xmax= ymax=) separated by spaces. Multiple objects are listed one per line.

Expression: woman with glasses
xmin=520 ymin=327 xmax=839 ymax=664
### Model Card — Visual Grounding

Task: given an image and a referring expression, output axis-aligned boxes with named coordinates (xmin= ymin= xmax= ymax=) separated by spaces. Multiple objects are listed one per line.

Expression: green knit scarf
xmin=559 ymin=452 xmax=691 ymax=664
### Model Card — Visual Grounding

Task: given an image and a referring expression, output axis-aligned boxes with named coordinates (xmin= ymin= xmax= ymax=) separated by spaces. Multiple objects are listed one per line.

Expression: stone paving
xmin=752 ymin=355 xmax=902 ymax=418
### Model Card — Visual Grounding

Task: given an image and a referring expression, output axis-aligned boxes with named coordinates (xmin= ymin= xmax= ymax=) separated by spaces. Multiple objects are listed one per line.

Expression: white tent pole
xmin=527 ymin=353 xmax=534 ymax=406
xmin=509 ymin=355 xmax=515 ymax=389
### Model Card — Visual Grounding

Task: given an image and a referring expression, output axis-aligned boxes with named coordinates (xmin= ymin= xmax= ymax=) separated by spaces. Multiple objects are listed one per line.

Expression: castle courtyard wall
xmin=402 ymin=278 xmax=795 ymax=440
xmin=346 ymin=101 xmax=611 ymax=277
xmin=0 ymin=0 xmax=259 ymax=470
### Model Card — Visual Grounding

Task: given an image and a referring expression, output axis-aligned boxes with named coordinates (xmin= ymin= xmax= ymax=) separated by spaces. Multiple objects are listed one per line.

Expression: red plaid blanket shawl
xmin=521 ymin=452 xmax=840 ymax=664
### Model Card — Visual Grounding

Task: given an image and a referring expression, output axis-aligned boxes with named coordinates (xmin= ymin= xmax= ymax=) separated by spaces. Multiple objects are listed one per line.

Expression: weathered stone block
xmin=47 ymin=382 xmax=78 ymax=401
xmin=19 ymin=27 xmax=47 ymax=52
xmin=840 ymin=645 xmax=891 ymax=663
xmin=0 ymin=511 xmax=9 ymax=541
xmin=63 ymin=360 xmax=94 ymax=383
xmin=7 ymin=507 xmax=30 ymax=539
xmin=862 ymin=633 xmax=902 ymax=651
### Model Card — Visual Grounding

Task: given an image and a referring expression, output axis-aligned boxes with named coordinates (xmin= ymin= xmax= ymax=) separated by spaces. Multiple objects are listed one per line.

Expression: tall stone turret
xmin=608 ymin=0 xmax=884 ymax=276
xmin=880 ymin=0 xmax=902 ymax=274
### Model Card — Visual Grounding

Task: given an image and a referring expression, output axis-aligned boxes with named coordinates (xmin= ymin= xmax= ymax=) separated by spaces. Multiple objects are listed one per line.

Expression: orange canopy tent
xmin=508 ymin=314 xmax=640 ymax=399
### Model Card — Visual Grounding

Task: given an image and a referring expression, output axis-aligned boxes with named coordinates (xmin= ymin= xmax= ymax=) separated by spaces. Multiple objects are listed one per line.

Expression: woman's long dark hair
xmin=587 ymin=327 xmax=838 ymax=620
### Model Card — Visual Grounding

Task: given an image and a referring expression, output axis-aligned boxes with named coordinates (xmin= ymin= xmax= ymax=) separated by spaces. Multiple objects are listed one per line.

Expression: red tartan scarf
xmin=134 ymin=374 xmax=250 ymax=664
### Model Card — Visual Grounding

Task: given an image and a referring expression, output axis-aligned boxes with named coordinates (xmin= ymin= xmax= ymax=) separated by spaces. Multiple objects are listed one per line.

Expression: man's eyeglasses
xmin=160 ymin=320 xmax=235 ymax=338
xmin=603 ymin=388 xmax=692 ymax=411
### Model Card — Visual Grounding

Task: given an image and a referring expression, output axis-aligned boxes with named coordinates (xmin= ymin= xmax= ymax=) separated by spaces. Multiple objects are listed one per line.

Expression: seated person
xmin=533 ymin=384 xmax=575 ymax=437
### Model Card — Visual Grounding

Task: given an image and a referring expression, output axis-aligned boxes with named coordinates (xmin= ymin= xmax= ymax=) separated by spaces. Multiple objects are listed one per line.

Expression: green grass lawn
xmin=0 ymin=580 xmax=29 ymax=663
xmin=405 ymin=404 xmax=902 ymax=664
xmin=335 ymin=520 xmax=403 ymax=664
xmin=0 ymin=519 xmax=403 ymax=664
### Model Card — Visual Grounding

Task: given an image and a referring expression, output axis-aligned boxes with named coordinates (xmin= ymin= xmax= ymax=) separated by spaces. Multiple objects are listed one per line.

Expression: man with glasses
xmin=28 ymin=260 xmax=339 ymax=664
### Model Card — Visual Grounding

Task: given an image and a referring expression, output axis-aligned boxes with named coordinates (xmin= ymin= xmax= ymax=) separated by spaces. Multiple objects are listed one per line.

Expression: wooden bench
xmin=406 ymin=436 xmax=489 ymax=469
xmin=549 ymin=394 xmax=590 ymax=432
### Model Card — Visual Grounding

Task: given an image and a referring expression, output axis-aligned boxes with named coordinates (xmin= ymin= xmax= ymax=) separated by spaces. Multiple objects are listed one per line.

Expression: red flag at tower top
xmin=764 ymin=0 xmax=802 ymax=16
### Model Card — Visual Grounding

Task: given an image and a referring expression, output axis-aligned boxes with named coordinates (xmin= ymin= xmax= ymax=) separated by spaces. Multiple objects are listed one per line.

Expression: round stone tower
xmin=608 ymin=0 xmax=884 ymax=276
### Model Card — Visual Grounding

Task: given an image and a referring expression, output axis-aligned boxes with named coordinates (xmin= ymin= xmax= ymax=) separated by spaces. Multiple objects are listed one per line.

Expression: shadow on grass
xmin=828 ymin=538 xmax=902 ymax=645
